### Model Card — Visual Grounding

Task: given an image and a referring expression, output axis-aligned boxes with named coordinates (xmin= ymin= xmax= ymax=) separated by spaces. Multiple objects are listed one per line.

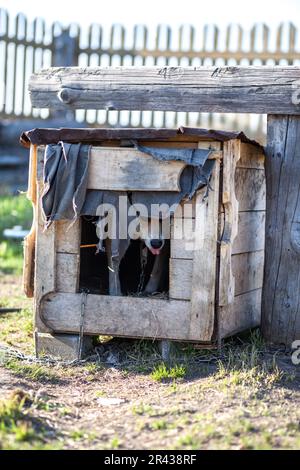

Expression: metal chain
xmin=78 ymin=291 xmax=87 ymax=360
xmin=137 ymin=246 xmax=148 ymax=294
xmin=0 ymin=343 xmax=97 ymax=366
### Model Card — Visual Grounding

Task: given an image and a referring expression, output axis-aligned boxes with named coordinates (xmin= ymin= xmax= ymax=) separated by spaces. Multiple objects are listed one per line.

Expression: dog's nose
xmin=150 ymin=239 xmax=163 ymax=249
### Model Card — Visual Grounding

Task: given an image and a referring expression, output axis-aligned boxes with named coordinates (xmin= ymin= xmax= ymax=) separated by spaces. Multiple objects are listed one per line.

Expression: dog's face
xmin=144 ymin=237 xmax=165 ymax=255
xmin=137 ymin=216 xmax=169 ymax=255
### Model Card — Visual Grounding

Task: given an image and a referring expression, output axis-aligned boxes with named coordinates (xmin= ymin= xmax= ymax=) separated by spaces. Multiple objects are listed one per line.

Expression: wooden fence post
xmin=51 ymin=29 xmax=78 ymax=120
xmin=262 ymin=115 xmax=300 ymax=345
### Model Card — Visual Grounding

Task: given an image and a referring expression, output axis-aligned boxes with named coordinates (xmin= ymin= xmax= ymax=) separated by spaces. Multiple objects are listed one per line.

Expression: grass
xmin=213 ymin=332 xmax=285 ymax=390
xmin=0 ymin=194 xmax=32 ymax=275
xmin=0 ymin=357 xmax=62 ymax=384
xmin=173 ymin=407 xmax=300 ymax=450
xmin=110 ymin=436 xmax=120 ymax=449
xmin=0 ymin=389 xmax=57 ymax=450
xmin=132 ymin=403 xmax=154 ymax=416
xmin=151 ymin=419 xmax=169 ymax=430
xmin=0 ymin=391 xmax=33 ymax=447
xmin=70 ymin=429 xmax=85 ymax=440
xmin=0 ymin=307 xmax=33 ymax=353
xmin=151 ymin=363 xmax=186 ymax=382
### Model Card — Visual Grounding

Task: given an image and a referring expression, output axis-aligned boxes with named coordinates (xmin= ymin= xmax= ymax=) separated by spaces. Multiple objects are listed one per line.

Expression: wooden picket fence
xmin=1 ymin=8 xmax=300 ymax=138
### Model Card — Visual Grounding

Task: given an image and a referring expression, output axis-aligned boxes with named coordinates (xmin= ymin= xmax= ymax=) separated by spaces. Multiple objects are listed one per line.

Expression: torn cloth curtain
xmin=41 ymin=142 xmax=214 ymax=256
xmin=131 ymin=144 xmax=214 ymax=216
xmin=41 ymin=142 xmax=90 ymax=226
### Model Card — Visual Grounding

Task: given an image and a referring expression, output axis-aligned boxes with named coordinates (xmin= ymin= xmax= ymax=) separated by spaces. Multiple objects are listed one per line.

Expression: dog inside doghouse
xmin=79 ymin=204 xmax=172 ymax=299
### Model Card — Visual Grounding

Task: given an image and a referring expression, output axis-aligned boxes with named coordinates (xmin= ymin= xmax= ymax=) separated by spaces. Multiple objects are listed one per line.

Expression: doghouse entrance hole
xmin=119 ymin=239 xmax=170 ymax=296
xmin=79 ymin=216 xmax=109 ymax=294
xmin=79 ymin=216 xmax=170 ymax=296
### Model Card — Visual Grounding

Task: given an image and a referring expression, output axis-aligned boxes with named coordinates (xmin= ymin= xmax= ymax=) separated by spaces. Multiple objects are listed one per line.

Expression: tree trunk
xmin=262 ymin=115 xmax=300 ymax=344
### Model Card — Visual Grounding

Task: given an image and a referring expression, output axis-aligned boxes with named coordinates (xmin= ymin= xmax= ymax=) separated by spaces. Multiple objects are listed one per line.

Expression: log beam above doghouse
xmin=29 ymin=66 xmax=300 ymax=114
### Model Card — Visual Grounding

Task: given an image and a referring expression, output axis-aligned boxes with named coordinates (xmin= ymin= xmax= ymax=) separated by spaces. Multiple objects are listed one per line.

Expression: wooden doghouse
xmin=21 ymin=127 xmax=265 ymax=359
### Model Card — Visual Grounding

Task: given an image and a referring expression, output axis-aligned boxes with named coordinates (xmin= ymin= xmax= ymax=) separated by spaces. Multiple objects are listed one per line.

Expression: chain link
xmin=137 ymin=246 xmax=148 ymax=294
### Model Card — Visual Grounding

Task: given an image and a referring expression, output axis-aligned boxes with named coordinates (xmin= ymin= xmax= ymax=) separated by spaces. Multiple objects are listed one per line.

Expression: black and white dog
xmin=105 ymin=215 xmax=169 ymax=297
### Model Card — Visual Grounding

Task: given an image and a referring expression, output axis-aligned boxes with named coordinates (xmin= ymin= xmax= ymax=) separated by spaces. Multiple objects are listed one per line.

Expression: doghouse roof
xmin=20 ymin=126 xmax=264 ymax=150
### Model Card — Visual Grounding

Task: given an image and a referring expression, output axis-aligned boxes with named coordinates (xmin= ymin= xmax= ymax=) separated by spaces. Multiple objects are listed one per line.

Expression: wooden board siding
xmin=171 ymin=211 xmax=265 ymax=259
xmin=230 ymin=211 xmax=265 ymax=255
xmin=219 ymin=140 xmax=241 ymax=306
xmin=169 ymin=258 xmax=193 ymax=300
xmin=56 ymin=253 xmax=80 ymax=293
xmin=87 ymin=146 xmax=221 ymax=191
xmin=40 ymin=293 xmax=197 ymax=341
xmin=217 ymin=139 xmax=265 ymax=338
xmin=34 ymin=181 xmax=56 ymax=334
xmin=238 ymin=143 xmax=265 ymax=170
xmin=235 ymin=168 xmax=266 ymax=212
xmin=55 ymin=219 xmax=81 ymax=254
xmin=219 ymin=289 xmax=262 ymax=338
xmin=189 ymin=158 xmax=220 ymax=341
xmin=87 ymin=147 xmax=185 ymax=192
xmin=169 ymin=251 xmax=264 ymax=301
xmin=23 ymin=144 xmax=37 ymax=298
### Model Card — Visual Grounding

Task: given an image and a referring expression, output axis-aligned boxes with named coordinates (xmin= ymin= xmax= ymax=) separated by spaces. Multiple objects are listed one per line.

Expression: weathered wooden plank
xmin=170 ymin=218 xmax=195 ymax=258
xmin=238 ymin=143 xmax=265 ymax=170
xmin=23 ymin=144 xmax=37 ymax=298
xmin=87 ymin=147 xmax=185 ymax=191
xmin=218 ymin=168 xmax=266 ymax=215
xmin=198 ymin=141 xmax=222 ymax=150
xmin=169 ymin=251 xmax=264 ymax=300
xmin=88 ymin=147 xmax=220 ymax=192
xmin=232 ymin=251 xmax=264 ymax=295
xmin=169 ymin=259 xmax=192 ymax=300
xmin=262 ymin=115 xmax=300 ymax=345
xmin=219 ymin=140 xmax=241 ymax=306
xmin=29 ymin=66 xmax=300 ymax=114
xmin=219 ymin=289 xmax=262 ymax=338
xmin=34 ymin=180 xmax=56 ymax=335
xmin=235 ymin=168 xmax=266 ymax=211
xmin=56 ymin=253 xmax=80 ymax=293
xmin=189 ymin=159 xmax=220 ymax=341
xmin=40 ymin=293 xmax=198 ymax=341
xmin=174 ymin=211 xmax=265 ymax=259
xmin=224 ymin=211 xmax=265 ymax=255
xmin=56 ymin=219 xmax=81 ymax=254
xmin=32 ymin=145 xmax=58 ymax=340
xmin=174 ymin=199 xmax=196 ymax=219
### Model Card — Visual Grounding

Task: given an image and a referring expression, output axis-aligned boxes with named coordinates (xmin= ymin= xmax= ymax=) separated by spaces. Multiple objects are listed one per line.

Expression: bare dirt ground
xmin=0 ymin=275 xmax=300 ymax=450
